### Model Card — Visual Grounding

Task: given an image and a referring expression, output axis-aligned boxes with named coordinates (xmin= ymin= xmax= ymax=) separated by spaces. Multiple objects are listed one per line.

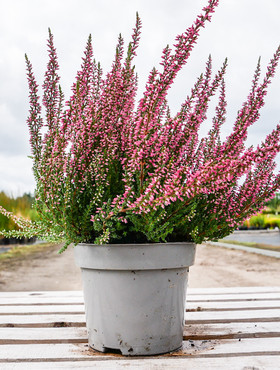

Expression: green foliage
xmin=249 ymin=214 xmax=266 ymax=229
xmin=264 ymin=192 xmax=280 ymax=214
xmin=242 ymin=212 xmax=280 ymax=229
xmin=264 ymin=215 xmax=280 ymax=229
xmin=0 ymin=192 xmax=38 ymax=234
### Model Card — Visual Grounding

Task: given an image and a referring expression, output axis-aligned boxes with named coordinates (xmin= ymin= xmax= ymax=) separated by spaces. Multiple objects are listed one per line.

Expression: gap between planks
xmin=0 ymin=322 xmax=86 ymax=328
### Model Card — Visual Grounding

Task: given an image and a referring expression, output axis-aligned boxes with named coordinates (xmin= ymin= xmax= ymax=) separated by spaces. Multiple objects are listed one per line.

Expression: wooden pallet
xmin=0 ymin=287 xmax=279 ymax=369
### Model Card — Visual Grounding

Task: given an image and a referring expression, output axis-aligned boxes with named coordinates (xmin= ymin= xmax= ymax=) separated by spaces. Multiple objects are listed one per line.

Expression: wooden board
xmin=0 ymin=338 xmax=279 ymax=360
xmin=0 ymin=313 xmax=86 ymax=327
xmin=0 ymin=304 xmax=85 ymax=314
xmin=186 ymin=292 xmax=280 ymax=301
xmin=187 ymin=286 xmax=280 ymax=294
xmin=0 ymin=296 xmax=84 ymax=305
xmin=185 ymin=308 xmax=280 ymax=323
xmin=1 ymin=285 xmax=279 ymax=297
xmin=0 ymin=291 xmax=83 ymax=298
xmin=1 ymin=299 xmax=279 ymax=315
xmin=0 ymin=327 xmax=88 ymax=343
xmin=1 ymin=291 xmax=280 ymax=305
xmin=1 ymin=356 xmax=280 ymax=370
xmin=184 ymin=321 xmax=280 ymax=339
xmin=1 ymin=321 xmax=279 ymax=343
xmin=0 ymin=288 xmax=279 ymax=369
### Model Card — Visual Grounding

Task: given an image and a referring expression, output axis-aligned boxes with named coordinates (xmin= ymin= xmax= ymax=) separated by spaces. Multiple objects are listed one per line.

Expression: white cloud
xmin=1 ymin=0 xmax=280 ymax=194
xmin=0 ymin=154 xmax=34 ymax=196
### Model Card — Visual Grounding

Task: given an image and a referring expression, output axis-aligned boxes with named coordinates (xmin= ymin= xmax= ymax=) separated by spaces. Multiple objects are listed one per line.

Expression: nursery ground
xmin=0 ymin=242 xmax=279 ymax=291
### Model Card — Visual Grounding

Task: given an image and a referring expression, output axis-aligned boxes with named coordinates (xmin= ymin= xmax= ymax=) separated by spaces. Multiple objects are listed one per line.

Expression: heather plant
xmin=1 ymin=0 xmax=280 ymax=253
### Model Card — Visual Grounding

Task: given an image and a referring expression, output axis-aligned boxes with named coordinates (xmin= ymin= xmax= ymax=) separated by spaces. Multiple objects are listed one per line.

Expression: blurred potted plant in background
xmin=1 ymin=0 xmax=280 ymax=356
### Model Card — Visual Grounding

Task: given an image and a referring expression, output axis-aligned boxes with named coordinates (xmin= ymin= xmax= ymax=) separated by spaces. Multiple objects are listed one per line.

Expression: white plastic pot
xmin=74 ymin=242 xmax=196 ymax=356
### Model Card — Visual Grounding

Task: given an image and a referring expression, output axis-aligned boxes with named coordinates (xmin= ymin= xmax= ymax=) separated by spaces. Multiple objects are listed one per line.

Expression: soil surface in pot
xmin=0 ymin=243 xmax=279 ymax=291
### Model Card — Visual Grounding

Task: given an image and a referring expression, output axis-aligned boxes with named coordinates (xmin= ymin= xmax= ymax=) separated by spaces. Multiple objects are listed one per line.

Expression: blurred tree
xmin=266 ymin=192 xmax=280 ymax=215
xmin=0 ymin=192 xmax=37 ymax=233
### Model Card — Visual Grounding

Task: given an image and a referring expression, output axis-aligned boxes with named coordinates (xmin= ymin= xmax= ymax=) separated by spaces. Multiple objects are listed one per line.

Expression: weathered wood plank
xmin=0 ymin=289 xmax=279 ymax=368
xmin=185 ymin=309 xmax=280 ymax=323
xmin=1 ymin=356 xmax=280 ymax=369
xmin=0 ymin=309 xmax=278 ymax=327
xmin=0 ymin=297 xmax=84 ymax=305
xmin=184 ymin=321 xmax=280 ymax=339
xmin=187 ymin=286 xmax=280 ymax=294
xmin=0 ymin=291 xmax=83 ymax=298
xmin=179 ymin=337 xmax=280 ymax=356
xmin=0 ymin=314 xmax=86 ymax=327
xmin=0 ymin=309 xmax=279 ymax=327
xmin=0 ymin=343 xmax=97 ymax=361
xmin=186 ymin=299 xmax=280 ymax=311
xmin=1 ymin=322 xmax=279 ymax=344
xmin=0 ymin=327 xmax=87 ymax=343
xmin=0 ymin=338 xmax=279 ymax=361
xmin=186 ymin=292 xmax=280 ymax=302
xmin=0 ymin=305 xmax=84 ymax=314
xmin=1 ymin=300 xmax=279 ymax=315
xmin=0 ymin=286 xmax=279 ymax=299
xmin=1 ymin=292 xmax=280 ymax=306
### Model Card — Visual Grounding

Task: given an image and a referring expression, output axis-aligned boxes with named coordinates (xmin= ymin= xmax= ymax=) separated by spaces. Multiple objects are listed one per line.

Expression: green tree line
xmin=0 ymin=192 xmax=38 ymax=233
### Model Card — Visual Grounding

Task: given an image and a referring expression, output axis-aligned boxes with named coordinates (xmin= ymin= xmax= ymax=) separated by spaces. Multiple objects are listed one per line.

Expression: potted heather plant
xmin=1 ymin=0 xmax=280 ymax=356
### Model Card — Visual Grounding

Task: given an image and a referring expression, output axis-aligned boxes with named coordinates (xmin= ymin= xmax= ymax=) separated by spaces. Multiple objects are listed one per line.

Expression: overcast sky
xmin=1 ymin=0 xmax=280 ymax=196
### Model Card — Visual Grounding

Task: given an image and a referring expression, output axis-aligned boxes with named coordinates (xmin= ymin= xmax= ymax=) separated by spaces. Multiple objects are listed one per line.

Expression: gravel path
xmin=0 ymin=243 xmax=279 ymax=291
